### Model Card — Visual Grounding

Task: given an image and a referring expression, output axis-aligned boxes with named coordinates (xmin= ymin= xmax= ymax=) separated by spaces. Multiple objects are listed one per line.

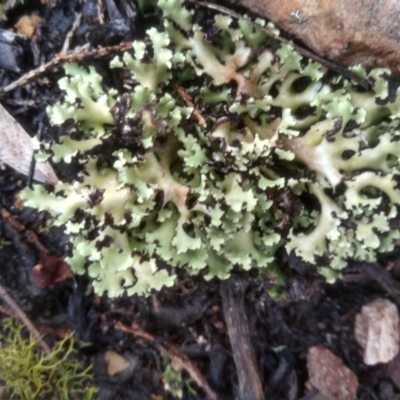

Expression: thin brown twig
xmin=174 ymin=83 xmax=207 ymax=127
xmin=60 ymin=12 xmax=82 ymax=55
xmin=0 ymin=304 xmax=15 ymax=317
xmin=115 ymin=321 xmax=218 ymax=400
xmin=97 ymin=0 xmax=104 ymax=24
xmin=0 ymin=281 xmax=51 ymax=354
xmin=187 ymin=0 xmax=371 ymax=89
xmin=1 ymin=208 xmax=48 ymax=256
xmin=0 ymin=42 xmax=133 ymax=96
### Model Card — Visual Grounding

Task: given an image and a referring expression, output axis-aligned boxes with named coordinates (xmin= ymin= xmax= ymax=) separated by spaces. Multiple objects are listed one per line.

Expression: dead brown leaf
xmin=104 ymin=351 xmax=131 ymax=376
xmin=14 ymin=15 xmax=42 ymax=38
xmin=31 ymin=255 xmax=73 ymax=288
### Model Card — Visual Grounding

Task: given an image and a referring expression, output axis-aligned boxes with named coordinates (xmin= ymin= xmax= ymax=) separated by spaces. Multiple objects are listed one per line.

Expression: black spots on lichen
xmin=182 ymin=222 xmax=196 ymax=238
xmin=124 ymin=212 xmax=133 ymax=225
xmin=110 ymin=97 xmax=146 ymax=154
xmin=154 ymin=190 xmax=165 ymax=211
xmin=85 ymin=188 xmax=105 ymax=208
xmin=69 ymin=211 xmax=100 ymax=238
xmin=292 ymin=104 xmax=317 ymax=120
xmin=185 ymin=191 xmax=200 ymax=210
xmin=55 ymin=119 xmax=81 ymax=140
xmin=314 ymin=252 xmax=331 ymax=268
xmin=384 ymin=77 xmax=400 ymax=104
xmin=95 ymin=235 xmax=114 ymax=250
xmin=340 ymin=215 xmax=357 ymax=231
xmin=210 ymin=156 xmax=239 ymax=176
xmin=264 ymin=106 xmax=282 ymax=123
xmin=268 ymin=81 xmax=280 ymax=99
xmin=324 ymin=117 xmax=343 ymax=142
xmin=139 ymin=253 xmax=151 ymax=263
xmin=342 ymin=119 xmax=358 ymax=135
xmin=86 ymin=227 xmax=100 ymax=241
xmin=360 ymin=185 xmax=390 ymax=204
xmin=111 ymin=94 xmax=132 ymax=125
xmin=239 ymin=93 xmax=251 ymax=106
xmin=218 ymin=198 xmax=229 ymax=213
xmin=291 ymin=76 xmax=313 ymax=94
xmin=109 ymin=99 xmax=173 ymax=159
xmin=276 ymin=187 xmax=303 ymax=218
xmin=71 ymin=208 xmax=85 ymax=224
xmin=341 ymin=149 xmax=356 ymax=161
xmin=192 ymin=9 xmax=218 ymax=40
xmin=103 ymin=212 xmax=114 ymax=228
xmin=180 ymin=114 xmax=202 ymax=135
xmin=372 ymin=72 xmax=397 ymax=105
xmin=269 ymin=187 xmax=303 ymax=233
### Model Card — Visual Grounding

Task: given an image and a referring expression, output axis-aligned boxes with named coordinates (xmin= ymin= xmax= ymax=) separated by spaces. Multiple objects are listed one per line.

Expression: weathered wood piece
xmin=0 ymin=103 xmax=57 ymax=185
xmin=232 ymin=0 xmax=400 ymax=74
xmin=221 ymin=276 xmax=265 ymax=400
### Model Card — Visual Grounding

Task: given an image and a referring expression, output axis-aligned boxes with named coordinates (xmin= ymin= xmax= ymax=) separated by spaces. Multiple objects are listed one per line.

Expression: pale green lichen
xmin=21 ymin=0 xmax=400 ymax=294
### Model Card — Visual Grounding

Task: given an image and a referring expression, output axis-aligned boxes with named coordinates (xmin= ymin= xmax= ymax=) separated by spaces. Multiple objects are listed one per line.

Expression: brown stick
xmin=0 ymin=42 xmax=133 ymax=95
xmin=0 ymin=281 xmax=51 ymax=354
xmin=115 ymin=321 xmax=218 ymax=400
xmin=174 ymin=83 xmax=207 ymax=128
xmin=60 ymin=12 xmax=82 ymax=55
xmin=0 ymin=304 xmax=15 ymax=317
xmin=1 ymin=208 xmax=48 ymax=256
xmin=221 ymin=276 xmax=265 ymax=400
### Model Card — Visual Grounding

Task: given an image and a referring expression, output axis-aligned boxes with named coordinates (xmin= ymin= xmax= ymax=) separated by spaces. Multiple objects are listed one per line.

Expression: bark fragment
xmin=221 ymin=276 xmax=265 ymax=400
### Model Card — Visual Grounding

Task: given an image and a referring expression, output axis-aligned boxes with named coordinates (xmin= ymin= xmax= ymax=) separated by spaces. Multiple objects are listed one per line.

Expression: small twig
xmin=27 ymin=122 xmax=43 ymax=188
xmin=221 ymin=276 xmax=265 ymax=400
xmin=187 ymin=0 xmax=371 ymax=89
xmin=0 ymin=281 xmax=51 ymax=354
xmin=1 ymin=208 xmax=48 ymax=256
xmin=1 ymin=207 xmax=25 ymax=232
xmin=115 ymin=321 xmax=218 ymax=400
xmin=60 ymin=12 xmax=82 ymax=55
xmin=0 ymin=42 xmax=133 ymax=95
xmin=34 ymin=323 xmax=70 ymax=340
xmin=174 ymin=83 xmax=207 ymax=127
xmin=0 ymin=304 xmax=15 ymax=317
xmin=342 ymin=262 xmax=400 ymax=298
xmin=97 ymin=0 xmax=105 ymax=24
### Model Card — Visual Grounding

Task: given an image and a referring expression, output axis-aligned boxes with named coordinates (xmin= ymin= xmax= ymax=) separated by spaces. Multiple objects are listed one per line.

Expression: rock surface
xmin=355 ymin=298 xmax=399 ymax=365
xmin=306 ymin=346 xmax=358 ymax=400
xmin=234 ymin=0 xmax=400 ymax=74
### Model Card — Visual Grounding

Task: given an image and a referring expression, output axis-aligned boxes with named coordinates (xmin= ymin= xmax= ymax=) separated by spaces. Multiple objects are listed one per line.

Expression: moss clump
xmin=0 ymin=318 xmax=96 ymax=400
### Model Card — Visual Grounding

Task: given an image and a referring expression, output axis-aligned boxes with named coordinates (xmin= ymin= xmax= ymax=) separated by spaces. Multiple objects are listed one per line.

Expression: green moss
xmin=0 ymin=318 xmax=96 ymax=400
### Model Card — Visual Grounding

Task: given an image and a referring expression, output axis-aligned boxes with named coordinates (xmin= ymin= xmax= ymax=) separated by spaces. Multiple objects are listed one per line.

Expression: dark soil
xmin=1 ymin=0 xmax=400 ymax=399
